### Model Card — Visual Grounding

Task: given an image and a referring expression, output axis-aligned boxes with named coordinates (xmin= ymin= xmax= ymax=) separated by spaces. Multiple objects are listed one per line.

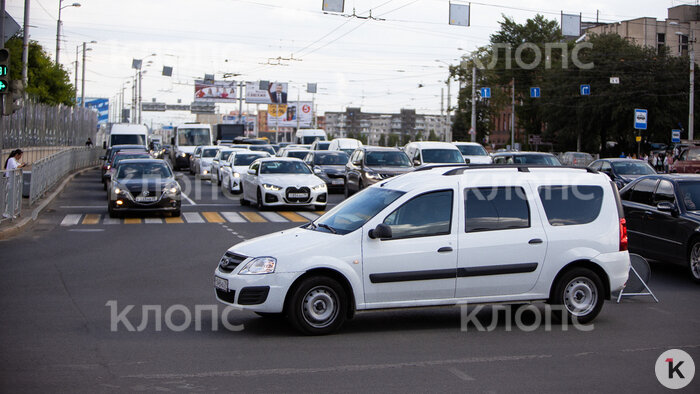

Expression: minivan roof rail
xmin=441 ymin=164 xmax=599 ymax=176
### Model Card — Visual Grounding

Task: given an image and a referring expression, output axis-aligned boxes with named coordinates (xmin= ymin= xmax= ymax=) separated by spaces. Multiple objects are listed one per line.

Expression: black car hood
xmin=117 ymin=178 xmax=174 ymax=194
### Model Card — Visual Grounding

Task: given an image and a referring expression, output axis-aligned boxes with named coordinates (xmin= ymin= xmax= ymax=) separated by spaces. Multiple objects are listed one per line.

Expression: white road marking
xmin=448 ymin=367 xmax=475 ymax=381
xmin=260 ymin=212 xmax=288 ymax=222
xmin=144 ymin=218 xmax=163 ymax=224
xmin=68 ymin=229 xmax=105 ymax=232
xmin=181 ymin=193 xmax=196 ymax=205
xmin=183 ymin=212 xmax=204 ymax=223
xmin=221 ymin=212 xmax=245 ymax=223
xmin=60 ymin=214 xmax=82 ymax=226
xmin=102 ymin=217 xmax=121 ymax=225
xmin=296 ymin=211 xmax=319 ymax=221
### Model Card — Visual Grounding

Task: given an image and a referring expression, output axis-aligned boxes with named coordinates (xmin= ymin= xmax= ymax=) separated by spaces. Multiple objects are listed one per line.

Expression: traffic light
xmin=0 ymin=48 xmax=9 ymax=95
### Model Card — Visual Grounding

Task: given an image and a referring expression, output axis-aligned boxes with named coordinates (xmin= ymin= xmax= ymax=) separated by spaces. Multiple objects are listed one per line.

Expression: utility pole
xmin=690 ymin=30 xmax=695 ymax=141
xmin=1 ymin=0 xmax=5 ymax=48
xmin=470 ymin=66 xmax=477 ymax=142
xmin=238 ymin=81 xmax=243 ymax=125
xmin=80 ymin=41 xmax=86 ymax=107
xmin=137 ymin=67 xmax=142 ymax=123
xmin=74 ymin=45 xmax=79 ymax=103
xmin=440 ymin=87 xmax=444 ymax=139
xmin=511 ymin=77 xmax=515 ymax=150
xmin=296 ymin=88 xmax=300 ymax=131
xmin=446 ymin=78 xmax=451 ymax=142
xmin=21 ymin=0 xmax=29 ymax=89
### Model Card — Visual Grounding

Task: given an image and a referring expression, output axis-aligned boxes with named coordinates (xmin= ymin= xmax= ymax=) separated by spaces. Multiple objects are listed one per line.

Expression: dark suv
xmin=344 ymin=146 xmax=413 ymax=196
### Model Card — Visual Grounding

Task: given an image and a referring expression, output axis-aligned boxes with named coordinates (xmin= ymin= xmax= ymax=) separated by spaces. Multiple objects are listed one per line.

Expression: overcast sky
xmin=6 ymin=0 xmax=681 ymax=127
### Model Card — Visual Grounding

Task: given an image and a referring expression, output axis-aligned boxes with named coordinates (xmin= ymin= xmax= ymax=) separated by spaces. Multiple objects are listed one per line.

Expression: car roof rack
xmin=442 ymin=164 xmax=599 ymax=176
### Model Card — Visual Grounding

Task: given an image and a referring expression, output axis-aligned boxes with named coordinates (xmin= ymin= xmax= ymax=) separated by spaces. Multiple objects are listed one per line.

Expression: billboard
xmin=194 ymin=80 xmax=237 ymax=102
xmin=246 ymin=81 xmax=288 ymax=104
xmin=267 ymin=101 xmax=313 ymax=128
xmin=84 ymin=98 xmax=109 ymax=125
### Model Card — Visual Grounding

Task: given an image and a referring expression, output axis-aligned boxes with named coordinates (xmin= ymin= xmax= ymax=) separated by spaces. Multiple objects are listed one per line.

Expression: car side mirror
xmin=353 ymin=160 xmax=361 ymax=166
xmin=657 ymin=201 xmax=679 ymax=216
xmin=413 ymin=159 xmax=421 ymax=167
xmin=247 ymin=168 xmax=256 ymax=175
xmin=368 ymin=223 xmax=392 ymax=240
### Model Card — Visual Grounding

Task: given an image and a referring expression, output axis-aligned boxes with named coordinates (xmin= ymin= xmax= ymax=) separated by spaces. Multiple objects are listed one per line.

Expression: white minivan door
xmin=362 ymin=189 xmax=458 ymax=304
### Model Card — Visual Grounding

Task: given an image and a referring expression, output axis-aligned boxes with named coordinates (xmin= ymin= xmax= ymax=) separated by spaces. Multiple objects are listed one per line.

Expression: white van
xmin=404 ymin=141 xmax=465 ymax=168
xmin=452 ymin=142 xmax=493 ymax=164
xmin=107 ymin=124 xmax=148 ymax=148
xmin=295 ymin=129 xmax=327 ymax=145
xmin=170 ymin=123 xmax=213 ymax=170
xmin=214 ymin=165 xmax=630 ymax=334
xmin=328 ymin=138 xmax=362 ymax=156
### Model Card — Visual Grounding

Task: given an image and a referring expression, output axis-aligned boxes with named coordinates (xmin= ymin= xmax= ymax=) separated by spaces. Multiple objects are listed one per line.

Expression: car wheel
xmin=343 ymin=181 xmax=351 ymax=198
xmin=256 ymin=188 xmax=266 ymax=211
xmin=549 ymin=267 xmax=604 ymax=324
xmin=688 ymin=239 xmax=700 ymax=283
xmin=172 ymin=208 xmax=181 ymax=217
xmin=314 ymin=205 xmax=325 ymax=211
xmin=217 ymin=173 xmax=222 ymax=186
xmin=286 ymin=276 xmax=347 ymax=335
xmin=240 ymin=186 xmax=249 ymax=206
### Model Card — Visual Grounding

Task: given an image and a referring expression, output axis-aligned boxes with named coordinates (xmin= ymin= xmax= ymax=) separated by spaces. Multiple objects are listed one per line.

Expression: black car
xmin=303 ymin=151 xmax=349 ymax=192
xmin=344 ymin=146 xmax=413 ymax=196
xmin=108 ymin=159 xmax=181 ymax=218
xmin=101 ymin=144 xmax=148 ymax=188
xmin=588 ymin=158 xmax=656 ymax=189
xmin=620 ymin=174 xmax=700 ymax=282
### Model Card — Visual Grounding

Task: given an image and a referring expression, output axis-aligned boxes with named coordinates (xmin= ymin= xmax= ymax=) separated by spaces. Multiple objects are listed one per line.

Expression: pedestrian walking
xmin=85 ymin=138 xmax=93 ymax=147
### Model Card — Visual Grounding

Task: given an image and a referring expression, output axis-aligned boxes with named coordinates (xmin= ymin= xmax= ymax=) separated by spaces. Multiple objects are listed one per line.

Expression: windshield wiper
xmin=317 ymin=223 xmax=337 ymax=234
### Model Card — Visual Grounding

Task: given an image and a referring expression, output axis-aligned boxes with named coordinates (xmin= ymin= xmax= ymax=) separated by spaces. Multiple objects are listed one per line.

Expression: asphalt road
xmin=1 ymin=168 xmax=699 ymax=393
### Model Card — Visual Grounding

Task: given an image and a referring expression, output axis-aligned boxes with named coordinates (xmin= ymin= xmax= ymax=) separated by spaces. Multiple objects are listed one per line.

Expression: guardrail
xmin=29 ymin=147 xmax=102 ymax=205
xmin=0 ymin=169 xmax=23 ymax=222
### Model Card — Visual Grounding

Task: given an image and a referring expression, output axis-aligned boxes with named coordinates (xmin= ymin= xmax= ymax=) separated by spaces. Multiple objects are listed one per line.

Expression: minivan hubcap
xmin=302 ymin=286 xmax=338 ymax=328
xmin=563 ymin=277 xmax=597 ymax=316
xmin=691 ymin=243 xmax=700 ymax=279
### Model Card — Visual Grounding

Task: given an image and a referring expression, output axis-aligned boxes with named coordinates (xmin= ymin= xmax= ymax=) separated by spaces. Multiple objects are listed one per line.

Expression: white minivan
xmin=107 ymin=124 xmax=148 ymax=148
xmin=295 ymin=129 xmax=327 ymax=145
xmin=328 ymin=138 xmax=362 ymax=156
xmin=214 ymin=165 xmax=630 ymax=334
xmin=404 ymin=141 xmax=465 ymax=168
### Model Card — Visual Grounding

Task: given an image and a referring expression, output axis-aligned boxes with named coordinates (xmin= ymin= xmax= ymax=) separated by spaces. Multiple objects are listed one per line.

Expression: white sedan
xmin=240 ymin=158 xmax=327 ymax=210
xmin=221 ymin=151 xmax=270 ymax=194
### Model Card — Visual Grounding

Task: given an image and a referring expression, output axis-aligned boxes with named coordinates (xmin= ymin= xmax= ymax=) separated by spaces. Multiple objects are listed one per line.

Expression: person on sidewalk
xmin=85 ymin=138 xmax=93 ymax=147
xmin=4 ymin=150 xmax=25 ymax=171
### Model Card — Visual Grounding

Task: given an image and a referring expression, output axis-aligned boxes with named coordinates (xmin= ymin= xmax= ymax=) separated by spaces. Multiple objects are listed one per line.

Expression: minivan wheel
xmin=688 ymin=240 xmax=700 ymax=283
xmin=286 ymin=276 xmax=347 ymax=335
xmin=550 ymin=267 xmax=604 ymax=324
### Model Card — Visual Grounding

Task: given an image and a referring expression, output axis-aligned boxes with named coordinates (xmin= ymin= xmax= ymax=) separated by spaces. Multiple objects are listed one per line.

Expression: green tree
xmin=6 ymin=36 xmax=75 ymax=106
xmin=388 ymin=133 xmax=400 ymax=147
xmin=428 ymin=129 xmax=439 ymax=141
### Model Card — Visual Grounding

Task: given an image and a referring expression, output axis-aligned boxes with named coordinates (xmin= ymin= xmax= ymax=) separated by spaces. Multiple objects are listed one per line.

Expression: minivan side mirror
xmin=247 ymin=168 xmax=256 ymax=175
xmin=413 ymin=159 xmax=421 ymax=167
xmin=368 ymin=223 xmax=392 ymax=240
xmin=657 ymin=201 xmax=679 ymax=216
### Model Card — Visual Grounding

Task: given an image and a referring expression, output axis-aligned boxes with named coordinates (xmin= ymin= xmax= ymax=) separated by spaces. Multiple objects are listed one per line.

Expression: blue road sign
xmin=480 ymin=87 xmax=491 ymax=98
xmin=580 ymin=84 xmax=591 ymax=96
xmin=634 ymin=109 xmax=648 ymax=130
xmin=530 ymin=87 xmax=540 ymax=98
xmin=672 ymin=129 xmax=681 ymax=143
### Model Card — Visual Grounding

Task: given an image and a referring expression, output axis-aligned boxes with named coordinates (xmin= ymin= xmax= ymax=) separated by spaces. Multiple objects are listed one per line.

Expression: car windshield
xmin=260 ymin=161 xmax=312 ymax=174
xmin=287 ymin=151 xmax=309 ymax=160
xmin=314 ymin=153 xmax=349 ymax=165
xmin=234 ymin=154 xmax=265 ymax=166
xmin=314 ymin=188 xmax=405 ymax=235
xmin=612 ymin=161 xmax=655 ymax=175
xmin=111 ymin=134 xmax=145 ymax=146
xmin=177 ymin=128 xmax=211 ymax=146
xmin=202 ymin=149 xmax=218 ymax=158
xmin=116 ymin=162 xmax=172 ymax=179
xmin=220 ymin=151 xmax=233 ymax=161
xmin=109 ymin=147 xmax=147 ymax=161
xmin=511 ymin=155 xmax=561 ymax=165
xmin=315 ymin=142 xmax=331 ymax=150
xmin=365 ymin=151 xmax=412 ymax=167
xmin=456 ymin=145 xmax=487 ymax=156
xmin=250 ymin=145 xmax=276 ymax=155
xmin=422 ymin=149 xmax=465 ymax=164
xmin=303 ymin=136 xmax=325 ymax=144
xmin=114 ymin=154 xmax=151 ymax=167
xmin=679 ymin=181 xmax=700 ymax=211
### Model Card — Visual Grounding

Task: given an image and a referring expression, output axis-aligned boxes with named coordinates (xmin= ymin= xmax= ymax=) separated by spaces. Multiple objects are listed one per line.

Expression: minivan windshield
xmin=178 ymin=128 xmax=211 ymax=146
xmin=422 ymin=149 xmax=465 ymax=164
xmin=313 ymin=188 xmax=405 ymax=235
xmin=111 ymin=134 xmax=145 ymax=146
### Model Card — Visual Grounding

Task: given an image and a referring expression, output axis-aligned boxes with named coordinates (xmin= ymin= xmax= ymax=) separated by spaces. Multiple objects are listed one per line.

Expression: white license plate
xmin=214 ymin=276 xmax=228 ymax=291
xmin=135 ymin=196 xmax=158 ymax=202
xmin=288 ymin=193 xmax=309 ymax=198
xmin=332 ymin=179 xmax=344 ymax=185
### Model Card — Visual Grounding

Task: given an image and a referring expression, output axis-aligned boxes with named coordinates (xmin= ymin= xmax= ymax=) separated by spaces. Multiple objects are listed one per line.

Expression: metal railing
xmin=0 ymin=169 xmax=23 ymax=222
xmin=29 ymin=147 xmax=102 ymax=205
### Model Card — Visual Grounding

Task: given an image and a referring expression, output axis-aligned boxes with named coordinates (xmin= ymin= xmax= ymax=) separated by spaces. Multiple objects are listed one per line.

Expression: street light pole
xmin=74 ymin=44 xmax=79 ymax=103
xmin=690 ymin=30 xmax=695 ymax=141
xmin=470 ymin=66 xmax=477 ymax=142
xmin=55 ymin=1 xmax=80 ymax=65
xmin=80 ymin=42 xmax=86 ymax=107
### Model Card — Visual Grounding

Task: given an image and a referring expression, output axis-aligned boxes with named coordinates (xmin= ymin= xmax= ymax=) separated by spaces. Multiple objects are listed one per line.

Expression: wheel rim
xmin=301 ymin=286 xmax=339 ymax=329
xmin=563 ymin=276 xmax=597 ymax=317
xmin=690 ymin=243 xmax=700 ymax=279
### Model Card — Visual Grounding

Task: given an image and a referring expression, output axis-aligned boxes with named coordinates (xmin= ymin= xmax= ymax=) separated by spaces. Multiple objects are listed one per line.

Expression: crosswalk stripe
xmin=61 ymin=214 xmax=82 ymax=226
xmin=240 ymin=212 xmax=266 ymax=223
xmin=202 ymin=212 xmax=225 ymax=223
xmin=260 ymin=212 xmax=289 ymax=222
xmin=296 ymin=211 xmax=319 ymax=221
xmin=103 ymin=217 xmax=121 ymax=225
xmin=82 ymin=214 xmax=101 ymax=225
xmin=279 ymin=212 xmax=308 ymax=222
xmin=124 ymin=218 xmax=142 ymax=224
xmin=183 ymin=212 xmax=205 ymax=223
xmin=221 ymin=212 xmax=245 ymax=223
xmin=314 ymin=211 xmax=326 ymax=216
xmin=165 ymin=216 xmax=184 ymax=223
xmin=144 ymin=218 xmax=163 ymax=224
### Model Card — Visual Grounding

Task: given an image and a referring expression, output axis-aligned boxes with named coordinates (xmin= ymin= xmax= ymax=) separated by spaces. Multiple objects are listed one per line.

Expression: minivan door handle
xmin=528 ymin=239 xmax=543 ymax=245
xmin=437 ymin=247 xmax=453 ymax=253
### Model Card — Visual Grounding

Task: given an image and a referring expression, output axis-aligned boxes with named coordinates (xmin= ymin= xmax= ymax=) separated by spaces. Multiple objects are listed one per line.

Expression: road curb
xmin=0 ymin=166 xmax=98 ymax=241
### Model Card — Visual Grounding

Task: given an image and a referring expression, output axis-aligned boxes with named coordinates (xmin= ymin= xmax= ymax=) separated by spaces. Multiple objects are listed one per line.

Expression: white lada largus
xmin=215 ymin=165 xmax=631 ymax=335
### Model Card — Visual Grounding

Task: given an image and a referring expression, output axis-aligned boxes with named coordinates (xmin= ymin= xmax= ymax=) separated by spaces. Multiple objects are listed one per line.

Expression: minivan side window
xmin=538 ymin=185 xmax=604 ymax=226
xmin=629 ymin=179 xmax=657 ymax=206
xmin=383 ymin=190 xmax=453 ymax=239
xmin=465 ymin=187 xmax=530 ymax=232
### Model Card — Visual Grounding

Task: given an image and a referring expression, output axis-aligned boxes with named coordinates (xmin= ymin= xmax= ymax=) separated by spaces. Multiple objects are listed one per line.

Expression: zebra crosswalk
xmin=59 ymin=211 xmax=326 ymax=226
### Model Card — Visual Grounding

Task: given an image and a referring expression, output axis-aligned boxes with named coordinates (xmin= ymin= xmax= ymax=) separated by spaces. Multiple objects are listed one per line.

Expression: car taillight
xmin=619 ymin=218 xmax=628 ymax=251
xmin=107 ymin=165 xmax=111 ymax=170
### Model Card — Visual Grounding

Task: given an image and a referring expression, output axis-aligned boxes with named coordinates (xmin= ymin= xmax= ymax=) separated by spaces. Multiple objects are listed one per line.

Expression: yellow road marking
xmin=124 ymin=218 xmax=141 ymax=224
xmin=82 ymin=214 xmax=101 ymax=225
xmin=202 ymin=212 xmax=225 ymax=223
xmin=279 ymin=212 xmax=307 ymax=222
xmin=165 ymin=216 xmax=184 ymax=223
xmin=240 ymin=212 xmax=266 ymax=223
xmin=314 ymin=211 xmax=326 ymax=216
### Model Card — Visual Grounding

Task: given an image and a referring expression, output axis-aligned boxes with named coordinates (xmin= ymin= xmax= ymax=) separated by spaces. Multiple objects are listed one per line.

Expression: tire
xmin=549 ymin=267 xmax=604 ymax=324
xmin=286 ymin=276 xmax=347 ymax=335
xmin=256 ymin=188 xmax=266 ymax=211
xmin=172 ymin=208 xmax=181 ymax=217
xmin=240 ymin=186 xmax=249 ymax=206
xmin=687 ymin=239 xmax=700 ymax=283
xmin=255 ymin=312 xmax=283 ymax=319
xmin=217 ymin=172 xmax=222 ymax=186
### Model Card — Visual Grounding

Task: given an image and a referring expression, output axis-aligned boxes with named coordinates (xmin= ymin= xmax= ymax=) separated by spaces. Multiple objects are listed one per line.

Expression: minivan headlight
xmin=263 ymin=184 xmax=282 ymax=191
xmin=238 ymin=257 xmax=276 ymax=275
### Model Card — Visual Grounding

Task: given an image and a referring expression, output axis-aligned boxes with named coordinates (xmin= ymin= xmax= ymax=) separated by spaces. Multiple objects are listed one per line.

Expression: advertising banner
xmin=246 ymin=81 xmax=288 ymax=104
xmin=84 ymin=98 xmax=109 ymax=125
xmin=267 ymin=101 xmax=312 ymax=128
xmin=194 ymin=80 xmax=237 ymax=102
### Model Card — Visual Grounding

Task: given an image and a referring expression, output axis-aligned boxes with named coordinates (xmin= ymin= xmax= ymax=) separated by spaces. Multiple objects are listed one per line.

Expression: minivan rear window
xmin=538 ymin=186 xmax=604 ymax=226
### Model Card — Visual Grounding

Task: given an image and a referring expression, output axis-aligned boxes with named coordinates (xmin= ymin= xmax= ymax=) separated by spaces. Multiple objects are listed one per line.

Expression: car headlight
xmin=366 ymin=172 xmax=382 ymax=180
xmin=238 ymin=257 xmax=276 ymax=275
xmin=263 ymin=183 xmax=282 ymax=191
xmin=164 ymin=182 xmax=180 ymax=194
xmin=312 ymin=183 xmax=327 ymax=191
xmin=233 ymin=172 xmax=240 ymax=178
xmin=114 ymin=187 xmax=125 ymax=195
xmin=179 ymin=152 xmax=187 ymax=158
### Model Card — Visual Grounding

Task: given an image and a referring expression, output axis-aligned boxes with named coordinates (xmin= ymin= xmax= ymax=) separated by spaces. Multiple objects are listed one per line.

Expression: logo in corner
xmin=655 ymin=349 xmax=695 ymax=389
